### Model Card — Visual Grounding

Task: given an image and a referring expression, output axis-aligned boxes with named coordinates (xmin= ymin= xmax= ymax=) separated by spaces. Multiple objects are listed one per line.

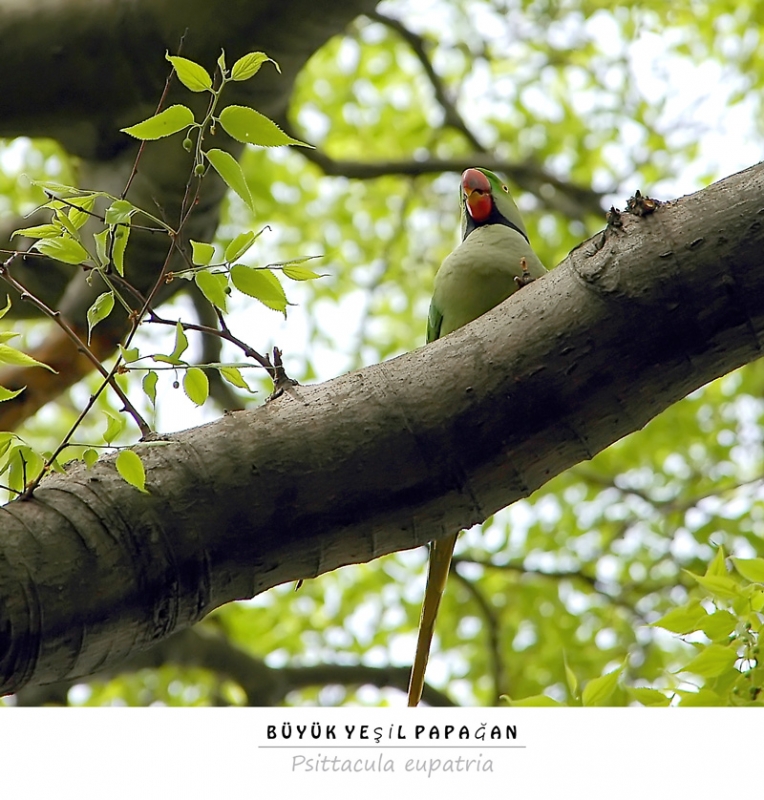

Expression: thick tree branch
xmin=1 ymin=163 xmax=764 ymax=694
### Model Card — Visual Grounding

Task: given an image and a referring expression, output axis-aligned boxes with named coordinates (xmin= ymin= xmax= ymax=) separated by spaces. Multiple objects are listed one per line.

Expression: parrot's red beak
xmin=462 ymin=168 xmax=493 ymax=222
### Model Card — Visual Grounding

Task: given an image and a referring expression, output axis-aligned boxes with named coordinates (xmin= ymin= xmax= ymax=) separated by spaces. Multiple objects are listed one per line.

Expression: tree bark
xmin=2 ymin=162 xmax=763 ymax=694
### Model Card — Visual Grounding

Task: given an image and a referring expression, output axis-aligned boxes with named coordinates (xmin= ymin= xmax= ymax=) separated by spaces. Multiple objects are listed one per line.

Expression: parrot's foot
xmin=514 ymin=257 xmax=536 ymax=289
xmin=626 ymin=189 xmax=664 ymax=217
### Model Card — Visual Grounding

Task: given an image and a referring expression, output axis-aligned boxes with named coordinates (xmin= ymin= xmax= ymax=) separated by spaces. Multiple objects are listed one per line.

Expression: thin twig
xmin=146 ymin=311 xmax=273 ymax=373
xmin=21 ymin=363 xmax=118 ymax=499
xmin=121 ymin=29 xmax=188 ymax=200
xmin=0 ymin=251 xmax=150 ymax=438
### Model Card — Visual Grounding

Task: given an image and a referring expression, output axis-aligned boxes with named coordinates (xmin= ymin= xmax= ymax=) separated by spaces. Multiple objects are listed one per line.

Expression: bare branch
xmin=367 ymin=10 xmax=486 ymax=153
xmin=295 ymin=147 xmax=606 ymax=218
xmin=451 ymin=567 xmax=506 ymax=704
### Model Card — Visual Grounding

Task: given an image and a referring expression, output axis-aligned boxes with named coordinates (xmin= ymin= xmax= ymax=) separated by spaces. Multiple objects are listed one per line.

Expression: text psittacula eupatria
xmin=407 ymin=167 xmax=547 ymax=707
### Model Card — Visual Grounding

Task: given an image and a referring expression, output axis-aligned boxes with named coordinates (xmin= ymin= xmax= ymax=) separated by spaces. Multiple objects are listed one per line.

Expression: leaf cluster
xmin=0 ymin=50 xmax=322 ymax=497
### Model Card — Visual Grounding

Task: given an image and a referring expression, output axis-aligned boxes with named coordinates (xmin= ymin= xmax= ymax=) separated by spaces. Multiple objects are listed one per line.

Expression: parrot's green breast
xmin=427 ymin=224 xmax=546 ymax=342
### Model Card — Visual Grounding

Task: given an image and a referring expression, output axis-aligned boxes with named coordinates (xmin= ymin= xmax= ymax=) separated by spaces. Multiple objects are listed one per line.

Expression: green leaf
xmin=701 ymin=610 xmax=738 ymax=641
xmin=170 ymin=322 xmax=189 ymax=362
xmin=68 ymin=194 xmax=97 ymax=229
xmin=687 ymin=572 xmax=742 ymax=600
xmin=154 ymin=322 xmax=189 ymax=365
xmin=48 ymin=454 xmax=66 ymax=474
xmin=190 ymin=240 xmax=216 ymax=266
xmin=732 ymin=558 xmax=764 ymax=584
xmin=119 ymin=345 xmax=140 ymax=363
xmin=142 ymin=371 xmax=158 ymax=407
xmin=166 ymin=54 xmax=212 ymax=92
xmin=224 ymin=230 xmax=257 ymax=263
xmin=86 ymin=291 xmax=115 ymax=344
xmin=55 ymin=208 xmax=81 ymax=239
xmin=116 ymin=450 xmax=148 ymax=493
xmin=112 ymin=224 xmax=130 ymax=276
xmin=504 ymin=694 xmax=564 ymax=707
xmin=230 ymin=265 xmax=288 ymax=314
xmin=0 ymin=296 xmax=10 ymax=320
xmin=230 ymin=51 xmax=279 ymax=81
xmin=627 ymin=687 xmax=671 ymax=707
xmin=33 ymin=235 xmax=90 ymax=265
xmin=30 ymin=179 xmax=82 ymax=195
xmin=104 ymin=199 xmax=137 ymax=225
xmin=12 ymin=223 xmax=62 ymax=239
xmin=653 ymin=603 xmax=707 ymax=634
xmin=0 ymin=344 xmax=56 ymax=372
xmin=219 ymin=366 xmax=254 ymax=392
xmin=93 ymin=228 xmax=110 ymax=268
xmin=102 ymin=410 xmax=125 ymax=445
xmin=582 ymin=667 xmax=622 ymax=707
xmin=0 ymin=385 xmax=25 ymax=402
xmin=680 ymin=644 xmax=737 ymax=678
xmin=195 ymin=270 xmax=228 ymax=311
xmin=121 ymin=104 xmax=195 ymax=140
xmin=183 ymin=367 xmax=209 ymax=406
xmin=3 ymin=444 xmax=43 ymax=494
xmin=281 ymin=264 xmax=324 ymax=281
xmin=204 ymin=148 xmax=255 ymax=213
xmin=83 ymin=448 xmax=99 ymax=469
xmin=676 ymin=689 xmax=724 ymax=707
xmin=706 ymin=546 xmax=728 ymax=577
xmin=0 ymin=431 xmax=17 ymax=457
xmin=218 ymin=105 xmax=312 ymax=148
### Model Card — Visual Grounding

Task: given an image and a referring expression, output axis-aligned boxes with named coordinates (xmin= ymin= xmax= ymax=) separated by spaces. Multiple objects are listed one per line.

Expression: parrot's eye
xmin=501 ymin=184 xmax=509 ymax=193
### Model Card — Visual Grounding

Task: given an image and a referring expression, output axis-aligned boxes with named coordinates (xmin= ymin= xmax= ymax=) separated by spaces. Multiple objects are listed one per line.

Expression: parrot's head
xmin=460 ymin=167 xmax=529 ymax=243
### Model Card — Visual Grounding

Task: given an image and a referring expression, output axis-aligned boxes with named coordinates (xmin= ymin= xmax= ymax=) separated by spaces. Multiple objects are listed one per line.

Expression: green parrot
xmin=407 ymin=167 xmax=547 ymax=707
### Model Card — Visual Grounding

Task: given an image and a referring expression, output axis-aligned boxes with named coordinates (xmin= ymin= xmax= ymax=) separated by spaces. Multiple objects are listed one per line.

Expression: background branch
xmin=451 ymin=567 xmax=505 ymax=704
xmin=293 ymin=148 xmax=606 ymax=218
xmin=12 ymin=628 xmax=455 ymax=706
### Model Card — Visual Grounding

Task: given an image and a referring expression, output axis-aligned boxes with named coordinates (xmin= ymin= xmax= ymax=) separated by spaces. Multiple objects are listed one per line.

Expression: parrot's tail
xmin=407 ymin=532 xmax=459 ymax=707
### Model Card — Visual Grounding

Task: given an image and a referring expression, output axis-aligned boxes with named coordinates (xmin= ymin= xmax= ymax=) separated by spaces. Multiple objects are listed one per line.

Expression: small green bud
xmin=194 ymin=163 xmax=205 ymax=177
xmin=182 ymin=137 xmax=193 ymax=152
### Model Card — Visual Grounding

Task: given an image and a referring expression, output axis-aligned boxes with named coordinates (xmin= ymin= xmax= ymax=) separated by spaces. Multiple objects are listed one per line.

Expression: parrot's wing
xmin=426 ymin=298 xmax=443 ymax=344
